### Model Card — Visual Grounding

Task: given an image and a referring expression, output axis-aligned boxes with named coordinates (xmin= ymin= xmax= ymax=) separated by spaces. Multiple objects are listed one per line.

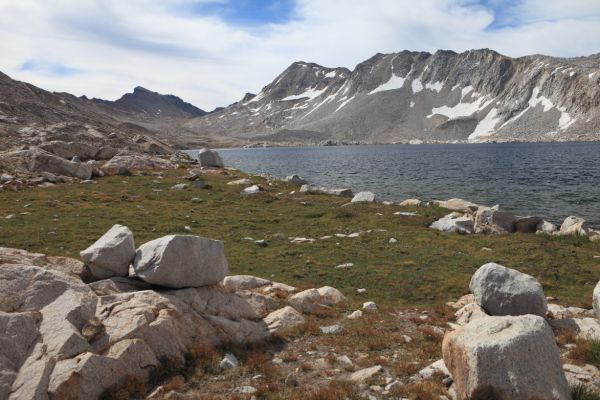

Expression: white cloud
xmin=0 ymin=0 xmax=599 ymax=110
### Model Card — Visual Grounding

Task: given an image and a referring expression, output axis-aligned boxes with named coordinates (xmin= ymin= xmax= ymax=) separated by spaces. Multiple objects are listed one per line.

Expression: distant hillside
xmin=92 ymin=86 xmax=207 ymax=118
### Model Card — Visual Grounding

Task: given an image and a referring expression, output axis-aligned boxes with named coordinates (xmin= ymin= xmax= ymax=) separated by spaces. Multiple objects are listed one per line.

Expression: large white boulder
xmin=351 ymin=191 xmax=376 ymax=203
xmin=133 ymin=235 xmax=228 ymax=288
xmin=469 ymin=263 xmax=547 ymax=317
xmin=197 ymin=148 xmax=224 ymax=168
xmin=80 ymin=224 xmax=135 ymax=279
xmin=443 ymin=315 xmax=571 ymax=400
xmin=559 ymin=216 xmax=589 ymax=236
xmin=430 ymin=213 xmax=474 ymax=234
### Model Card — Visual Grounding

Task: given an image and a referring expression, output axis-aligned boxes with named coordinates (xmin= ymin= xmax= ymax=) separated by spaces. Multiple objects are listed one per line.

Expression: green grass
xmin=572 ymin=384 xmax=600 ymax=400
xmin=1 ymin=168 xmax=599 ymax=308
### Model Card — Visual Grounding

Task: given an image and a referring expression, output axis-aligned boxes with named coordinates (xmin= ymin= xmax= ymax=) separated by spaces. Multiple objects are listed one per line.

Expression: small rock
xmin=171 ymin=184 xmax=187 ymax=190
xmin=233 ymin=386 xmax=257 ymax=395
xmin=347 ymin=366 xmax=384 ymax=383
xmin=192 ymin=179 xmax=206 ymax=189
xmin=351 ymin=191 xmax=376 ymax=203
xmin=80 ymin=180 xmax=96 ymax=184
xmin=242 ymin=185 xmax=261 ymax=195
xmin=320 ymin=324 xmax=343 ymax=334
xmin=347 ymin=310 xmax=363 ymax=320
xmin=347 ymin=232 xmax=360 ymax=238
xmin=389 ymin=238 xmax=397 ymax=243
xmin=402 ymin=335 xmax=412 ymax=343
xmin=335 ymin=262 xmax=354 ymax=269
xmin=394 ymin=211 xmax=418 ymax=216
xmin=255 ymin=239 xmax=268 ymax=247
xmin=336 ymin=355 xmax=353 ymax=365
xmin=228 ymin=178 xmax=252 ymax=186
xmin=284 ymin=373 xmax=298 ymax=387
xmin=219 ymin=353 xmax=240 ymax=369
xmin=191 ymin=197 xmax=203 ymax=203
xmin=399 ymin=199 xmax=422 ymax=207
xmin=363 ymin=301 xmax=377 ymax=311
xmin=357 ymin=288 xmax=367 ymax=294
xmin=285 ymin=175 xmax=308 ymax=185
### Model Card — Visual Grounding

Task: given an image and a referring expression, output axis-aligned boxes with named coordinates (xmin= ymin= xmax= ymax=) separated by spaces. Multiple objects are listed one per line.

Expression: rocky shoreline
xmin=1 ymin=148 xmax=600 ymax=399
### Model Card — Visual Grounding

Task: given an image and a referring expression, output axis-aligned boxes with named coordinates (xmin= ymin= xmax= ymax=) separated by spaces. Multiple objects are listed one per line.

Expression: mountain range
xmin=2 ymin=48 xmax=600 ymax=150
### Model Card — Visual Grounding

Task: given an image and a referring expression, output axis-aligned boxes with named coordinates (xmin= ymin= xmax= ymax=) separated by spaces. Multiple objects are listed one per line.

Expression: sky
xmin=1 ymin=0 xmax=600 ymax=110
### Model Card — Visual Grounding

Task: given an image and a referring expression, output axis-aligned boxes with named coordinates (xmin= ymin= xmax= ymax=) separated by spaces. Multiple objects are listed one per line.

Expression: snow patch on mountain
xmin=369 ymin=74 xmax=407 ymax=95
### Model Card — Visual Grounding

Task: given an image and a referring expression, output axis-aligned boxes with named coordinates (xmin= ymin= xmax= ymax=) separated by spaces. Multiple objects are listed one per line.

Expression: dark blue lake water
xmin=191 ymin=142 xmax=600 ymax=226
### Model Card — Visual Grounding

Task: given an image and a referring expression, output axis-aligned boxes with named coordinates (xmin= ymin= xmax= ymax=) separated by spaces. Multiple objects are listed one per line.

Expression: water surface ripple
xmin=194 ymin=143 xmax=600 ymax=226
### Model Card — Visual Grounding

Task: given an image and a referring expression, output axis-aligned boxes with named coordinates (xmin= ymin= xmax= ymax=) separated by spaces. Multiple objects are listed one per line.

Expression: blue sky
xmin=1 ymin=0 xmax=599 ymax=109
xmin=182 ymin=0 xmax=296 ymax=25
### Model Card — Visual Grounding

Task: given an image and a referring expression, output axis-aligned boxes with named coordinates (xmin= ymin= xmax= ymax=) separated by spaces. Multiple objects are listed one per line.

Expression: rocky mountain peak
xmin=95 ymin=86 xmax=206 ymax=118
xmin=183 ymin=48 xmax=600 ymax=146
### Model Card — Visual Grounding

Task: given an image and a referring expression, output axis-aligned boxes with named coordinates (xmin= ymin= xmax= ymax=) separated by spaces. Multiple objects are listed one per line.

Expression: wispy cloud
xmin=1 ymin=0 xmax=599 ymax=110
xmin=19 ymin=60 xmax=82 ymax=77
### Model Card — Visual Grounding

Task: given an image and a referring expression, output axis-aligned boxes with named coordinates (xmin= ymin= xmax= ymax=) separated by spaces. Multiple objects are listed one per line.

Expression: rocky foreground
xmin=3 ymin=226 xmax=600 ymax=399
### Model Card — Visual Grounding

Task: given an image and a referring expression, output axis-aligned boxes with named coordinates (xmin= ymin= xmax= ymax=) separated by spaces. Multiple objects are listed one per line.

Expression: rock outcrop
xmin=469 ymin=263 xmax=547 ymax=317
xmin=0 ymin=235 xmax=320 ymax=399
xmin=443 ymin=315 xmax=571 ymax=400
xmin=0 ymin=148 xmax=93 ymax=180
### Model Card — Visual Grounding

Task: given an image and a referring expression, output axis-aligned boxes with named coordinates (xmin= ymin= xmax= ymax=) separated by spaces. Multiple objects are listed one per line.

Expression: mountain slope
xmin=92 ymin=86 xmax=207 ymax=118
xmin=183 ymin=49 xmax=600 ymax=145
xmin=0 ymin=71 xmax=181 ymax=152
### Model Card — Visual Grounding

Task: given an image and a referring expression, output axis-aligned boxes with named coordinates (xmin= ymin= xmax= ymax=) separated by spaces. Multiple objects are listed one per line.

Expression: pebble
xmin=233 ymin=386 xmax=257 ymax=394
xmin=171 ymin=184 xmax=187 ymax=190
xmin=255 ymin=239 xmax=268 ymax=247
xmin=184 ymin=226 xmax=192 ymax=232
xmin=347 ymin=310 xmax=363 ymax=319
xmin=363 ymin=301 xmax=377 ymax=311
xmin=219 ymin=353 xmax=239 ymax=369
xmin=335 ymin=262 xmax=354 ymax=269
xmin=80 ymin=180 xmax=96 ymax=184
xmin=402 ymin=335 xmax=413 ymax=343
xmin=389 ymin=238 xmax=397 ymax=243
xmin=284 ymin=373 xmax=298 ymax=387
xmin=5 ymin=214 xmax=16 ymax=219
xmin=357 ymin=288 xmax=367 ymax=294
xmin=320 ymin=324 xmax=344 ymax=334
xmin=481 ymin=247 xmax=492 ymax=252
xmin=348 ymin=232 xmax=360 ymax=238
xmin=191 ymin=197 xmax=203 ymax=203
xmin=394 ymin=211 xmax=418 ymax=216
